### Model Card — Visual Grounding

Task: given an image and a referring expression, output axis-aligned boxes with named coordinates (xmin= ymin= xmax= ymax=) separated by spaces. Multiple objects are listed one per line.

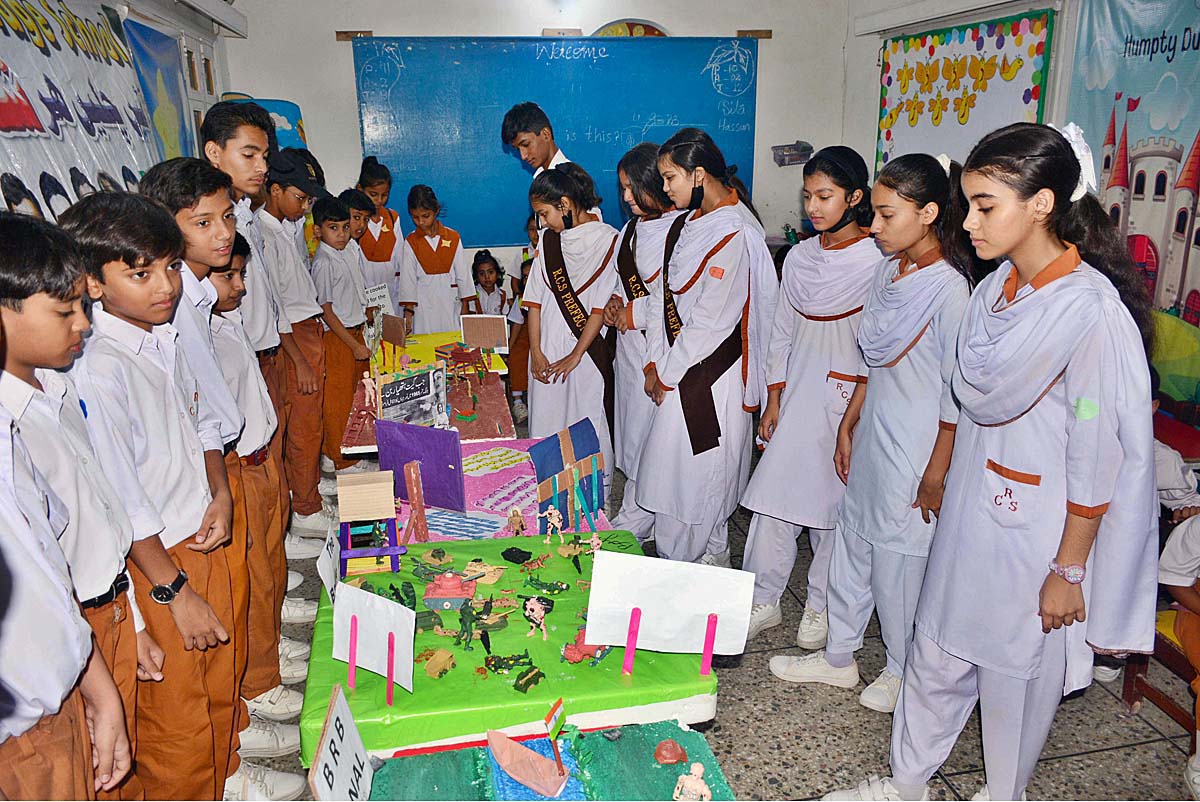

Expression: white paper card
xmin=308 ymin=684 xmax=373 ymax=801
xmin=365 ymin=282 xmax=396 ymax=316
xmin=316 ymin=531 xmax=340 ymax=604
xmin=332 ymin=581 xmax=416 ymax=692
xmin=585 ymin=551 xmax=753 ymax=655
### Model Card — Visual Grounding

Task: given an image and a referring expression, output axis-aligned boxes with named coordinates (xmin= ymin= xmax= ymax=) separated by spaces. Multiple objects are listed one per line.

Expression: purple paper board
xmin=376 ymin=419 xmax=467 ymax=512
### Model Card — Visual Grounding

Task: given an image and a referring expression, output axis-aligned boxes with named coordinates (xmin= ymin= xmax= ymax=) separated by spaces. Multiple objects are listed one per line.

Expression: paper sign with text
xmin=585 ymin=551 xmax=753 ymax=654
xmin=307 ymin=684 xmax=373 ymax=801
xmin=332 ymin=581 xmax=416 ymax=691
xmin=365 ymin=283 xmax=397 ymax=316
xmin=316 ymin=532 xmax=340 ymax=604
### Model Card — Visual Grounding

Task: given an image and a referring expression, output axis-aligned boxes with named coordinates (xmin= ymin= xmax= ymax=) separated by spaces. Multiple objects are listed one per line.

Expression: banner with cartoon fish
xmin=875 ymin=10 xmax=1055 ymax=175
xmin=0 ymin=1 xmax=160 ymax=221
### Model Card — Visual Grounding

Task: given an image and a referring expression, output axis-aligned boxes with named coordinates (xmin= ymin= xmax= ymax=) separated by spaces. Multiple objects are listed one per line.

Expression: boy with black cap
xmin=259 ymin=148 xmax=333 ymax=543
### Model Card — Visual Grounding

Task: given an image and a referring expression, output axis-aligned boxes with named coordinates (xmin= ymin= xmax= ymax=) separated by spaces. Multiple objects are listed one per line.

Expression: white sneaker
xmin=797 ymin=605 xmax=828 ymax=649
xmin=320 ymin=454 xmax=336 ymax=473
xmin=244 ymin=685 xmax=304 ymax=722
xmin=279 ymin=652 xmax=308 ymax=685
xmin=859 ymin=669 xmax=903 ymax=713
xmin=237 ymin=714 xmax=300 ymax=758
xmin=769 ymin=650 xmax=859 ymax=687
xmin=747 ymin=602 xmax=783 ymax=640
xmin=512 ymin=398 xmax=528 ymax=423
xmin=223 ymin=760 xmax=305 ymax=801
xmin=291 ymin=507 xmax=336 ymax=538
xmin=823 ymin=776 xmax=928 ymax=801
xmin=970 ymin=786 xmax=1027 ymax=800
xmin=286 ymin=570 xmax=303 ymax=593
xmin=284 ymin=532 xmax=322 ymax=560
xmin=1093 ymin=664 xmax=1122 ymax=683
xmin=317 ymin=476 xmax=339 ymax=497
xmin=698 ymin=549 xmax=731 ymax=568
xmin=1185 ymin=753 xmax=1200 ymax=801
xmin=281 ymin=595 xmax=317 ymax=624
xmin=279 ymin=635 xmax=311 ymax=662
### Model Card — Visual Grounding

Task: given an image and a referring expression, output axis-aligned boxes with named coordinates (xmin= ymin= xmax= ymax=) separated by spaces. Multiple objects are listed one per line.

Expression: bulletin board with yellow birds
xmin=876 ymin=10 xmax=1056 ymax=175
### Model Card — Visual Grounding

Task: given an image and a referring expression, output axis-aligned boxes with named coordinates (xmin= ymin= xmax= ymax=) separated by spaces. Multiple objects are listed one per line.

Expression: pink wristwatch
xmin=1049 ymin=560 xmax=1086 ymax=584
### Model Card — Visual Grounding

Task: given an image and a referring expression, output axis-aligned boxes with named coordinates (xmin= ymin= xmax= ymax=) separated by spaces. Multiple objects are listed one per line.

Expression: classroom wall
xmin=224 ymin=0 xmax=887 ymax=245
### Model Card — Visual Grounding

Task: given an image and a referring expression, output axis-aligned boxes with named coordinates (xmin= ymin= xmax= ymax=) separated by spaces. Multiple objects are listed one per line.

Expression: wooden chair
xmin=1122 ymin=610 xmax=1197 ymax=754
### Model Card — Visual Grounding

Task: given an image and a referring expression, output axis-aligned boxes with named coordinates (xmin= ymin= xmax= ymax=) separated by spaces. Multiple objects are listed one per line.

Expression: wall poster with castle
xmin=1067 ymin=0 xmax=1200 ymax=398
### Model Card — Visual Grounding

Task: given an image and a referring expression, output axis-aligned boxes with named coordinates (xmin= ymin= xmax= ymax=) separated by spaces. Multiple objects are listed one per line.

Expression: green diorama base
xmin=300 ymin=532 xmax=718 ymax=765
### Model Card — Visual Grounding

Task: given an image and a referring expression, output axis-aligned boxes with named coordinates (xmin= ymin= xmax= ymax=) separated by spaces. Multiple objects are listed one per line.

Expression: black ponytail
xmin=529 ymin=162 xmax=601 ymax=212
xmin=963 ymin=122 xmax=1153 ymax=354
xmin=659 ymin=127 xmax=761 ymax=223
xmin=878 ymin=153 xmax=994 ymax=286
xmin=357 ymin=156 xmax=392 ymax=190
xmin=804 ymin=146 xmax=873 ymax=228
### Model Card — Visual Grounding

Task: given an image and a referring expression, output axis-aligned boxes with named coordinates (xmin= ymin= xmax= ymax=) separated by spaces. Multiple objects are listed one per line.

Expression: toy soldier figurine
xmin=507 ymin=507 xmax=528 ymax=537
xmin=538 ymin=506 xmax=564 ymax=545
xmin=673 ymin=764 xmax=712 ymax=802
xmin=456 ymin=602 xmax=480 ymax=651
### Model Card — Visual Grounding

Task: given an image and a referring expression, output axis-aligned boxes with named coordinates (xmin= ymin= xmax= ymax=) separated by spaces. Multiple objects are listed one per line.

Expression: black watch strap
xmin=168 ymin=569 xmax=188 ymax=592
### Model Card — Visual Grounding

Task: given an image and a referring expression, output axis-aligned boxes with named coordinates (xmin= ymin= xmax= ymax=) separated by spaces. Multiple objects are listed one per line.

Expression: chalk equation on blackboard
xmin=358 ymin=42 xmax=405 ymax=107
xmin=704 ymin=40 xmax=756 ymax=98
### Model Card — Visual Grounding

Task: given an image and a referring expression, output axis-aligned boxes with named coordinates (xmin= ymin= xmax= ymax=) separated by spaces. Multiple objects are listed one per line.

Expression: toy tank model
xmin=422 ymin=572 xmax=479 ymax=612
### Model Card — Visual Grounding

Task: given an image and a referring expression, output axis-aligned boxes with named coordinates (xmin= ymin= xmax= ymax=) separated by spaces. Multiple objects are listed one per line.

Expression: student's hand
xmin=833 ymin=428 xmax=855 ymax=486
xmin=135 ymin=629 xmax=165 ymax=682
xmin=1174 ymin=506 xmax=1200 ymax=523
xmin=759 ymin=401 xmax=780 ymax=446
xmin=1038 ymin=572 xmax=1086 ymax=634
xmin=531 ymin=351 xmax=551 ymax=384
xmin=912 ymin=472 xmax=946 ymax=524
xmin=81 ymin=673 xmax=131 ymax=792
xmin=168 ymin=585 xmax=230 ymax=650
xmin=295 ymin=359 xmax=319 ymax=395
xmin=546 ymin=353 xmax=581 ymax=384
xmin=643 ymin=367 xmax=666 ymax=406
xmin=189 ymin=492 xmax=233 ymax=553
xmin=352 ymin=342 xmax=373 ymax=361
xmin=603 ymin=297 xmax=624 ymax=328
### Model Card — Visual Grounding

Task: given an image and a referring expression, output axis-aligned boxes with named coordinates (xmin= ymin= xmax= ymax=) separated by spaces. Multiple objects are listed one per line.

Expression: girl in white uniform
xmin=768 ymin=154 xmax=985 ymax=713
xmin=396 ymin=185 xmax=478 ymax=335
xmin=638 ymin=128 xmax=778 ymax=563
xmin=522 ymin=163 xmax=619 ymax=488
xmin=828 ymin=123 xmax=1159 ymax=802
xmin=604 ymin=142 xmax=685 ymax=543
xmin=742 ymin=146 xmax=882 ymax=647
xmin=472 ymin=250 xmax=509 ymax=315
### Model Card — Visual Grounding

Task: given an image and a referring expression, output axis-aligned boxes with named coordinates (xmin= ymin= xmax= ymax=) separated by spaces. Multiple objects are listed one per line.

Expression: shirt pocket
xmin=983 ymin=458 xmax=1040 ymax=531
xmin=825 ymin=370 xmax=860 ymax=424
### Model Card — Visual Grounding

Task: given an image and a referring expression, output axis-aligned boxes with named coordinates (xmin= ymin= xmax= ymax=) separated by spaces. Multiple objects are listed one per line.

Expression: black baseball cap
xmin=268 ymin=148 xmax=330 ymax=198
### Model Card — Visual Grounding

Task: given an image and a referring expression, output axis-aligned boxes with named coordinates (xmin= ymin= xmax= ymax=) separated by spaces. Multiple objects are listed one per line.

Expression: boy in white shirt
xmin=0 ymin=213 xmax=133 ymax=800
xmin=61 ymin=193 xmax=239 ymax=801
xmin=341 ymin=187 xmax=399 ymax=315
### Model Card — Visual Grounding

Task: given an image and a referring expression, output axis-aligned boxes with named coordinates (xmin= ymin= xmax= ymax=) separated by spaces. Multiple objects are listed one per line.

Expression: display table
xmin=299 ymin=533 xmax=718 ymax=765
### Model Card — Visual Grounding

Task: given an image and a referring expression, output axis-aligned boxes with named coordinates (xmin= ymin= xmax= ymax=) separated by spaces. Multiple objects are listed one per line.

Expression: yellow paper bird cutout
xmin=928 ymin=91 xmax=950 ymax=127
xmin=999 ymin=54 xmax=1023 ymax=82
xmin=880 ymin=105 xmax=903 ymax=131
xmin=942 ymin=56 xmax=968 ymax=92
xmin=953 ymin=89 xmax=976 ymax=125
xmin=969 ymin=55 xmax=998 ymax=93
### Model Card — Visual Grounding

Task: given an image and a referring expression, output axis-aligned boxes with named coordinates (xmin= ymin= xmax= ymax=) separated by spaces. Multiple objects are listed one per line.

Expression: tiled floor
xmin=269 ymin=467 xmax=1196 ymax=800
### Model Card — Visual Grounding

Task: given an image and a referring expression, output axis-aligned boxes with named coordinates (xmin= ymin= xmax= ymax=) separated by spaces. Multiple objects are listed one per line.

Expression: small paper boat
xmin=487 ymin=730 xmax=568 ymax=798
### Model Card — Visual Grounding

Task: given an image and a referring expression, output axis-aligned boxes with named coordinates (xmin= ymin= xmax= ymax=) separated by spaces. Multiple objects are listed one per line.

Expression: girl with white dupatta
xmin=767 ymin=154 xmax=986 ymax=713
xmin=522 ymin=164 xmax=619 ymax=487
xmin=741 ymin=146 xmax=882 ymax=648
xmin=603 ymin=143 xmax=685 ymax=543
xmin=827 ymin=124 xmax=1158 ymax=802
xmin=638 ymin=128 xmax=779 ymax=564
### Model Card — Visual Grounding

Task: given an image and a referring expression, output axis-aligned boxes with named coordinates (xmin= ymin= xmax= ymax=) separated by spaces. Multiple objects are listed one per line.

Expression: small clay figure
xmin=588 ymin=532 xmax=603 ymax=555
xmin=673 ymin=764 xmax=712 ymax=802
xmin=538 ymin=506 xmax=564 ymax=545
xmin=506 ymin=507 xmax=528 ymax=537
xmin=522 ymin=595 xmax=555 ymax=640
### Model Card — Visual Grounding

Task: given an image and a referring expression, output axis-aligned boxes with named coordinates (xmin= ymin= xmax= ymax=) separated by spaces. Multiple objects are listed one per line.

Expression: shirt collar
xmin=317 ymin=241 xmax=348 ymax=261
xmin=0 ymin=370 xmax=36 ymax=420
xmin=255 ymin=206 xmax=285 ymax=234
xmin=1001 ymin=244 xmax=1081 ymax=303
xmin=181 ymin=265 xmax=217 ymax=309
xmin=91 ymin=306 xmax=175 ymax=355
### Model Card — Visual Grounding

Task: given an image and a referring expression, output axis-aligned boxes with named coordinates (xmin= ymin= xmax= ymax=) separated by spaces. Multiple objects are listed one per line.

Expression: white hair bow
xmin=935 ymin=153 xmax=952 ymax=176
xmin=1051 ymin=122 xmax=1097 ymax=202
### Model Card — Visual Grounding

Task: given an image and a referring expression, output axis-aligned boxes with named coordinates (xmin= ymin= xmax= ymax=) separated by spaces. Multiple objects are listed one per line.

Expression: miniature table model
xmin=299 ymin=533 xmax=718 ymax=765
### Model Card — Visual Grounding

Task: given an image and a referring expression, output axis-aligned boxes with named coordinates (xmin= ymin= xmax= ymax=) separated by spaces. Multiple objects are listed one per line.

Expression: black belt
xmin=256 ymin=346 xmax=280 ymax=358
xmin=80 ymin=573 xmax=130 ymax=609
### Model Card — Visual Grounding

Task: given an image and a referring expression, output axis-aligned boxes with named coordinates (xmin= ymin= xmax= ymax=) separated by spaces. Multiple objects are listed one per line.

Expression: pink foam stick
xmin=386 ymin=632 xmax=396 ymax=706
xmin=348 ymin=614 xmax=359 ymax=690
xmin=622 ymin=606 xmax=641 ymax=676
xmin=700 ymin=613 xmax=718 ymax=676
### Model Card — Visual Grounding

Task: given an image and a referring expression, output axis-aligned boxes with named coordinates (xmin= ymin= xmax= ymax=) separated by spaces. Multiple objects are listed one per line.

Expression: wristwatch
xmin=1048 ymin=560 xmax=1086 ymax=584
xmin=149 ymin=570 xmax=188 ymax=604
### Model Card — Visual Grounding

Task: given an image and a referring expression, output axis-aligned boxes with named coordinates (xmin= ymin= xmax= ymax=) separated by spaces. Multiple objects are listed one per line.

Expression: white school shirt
xmin=477 ymin=285 xmax=510 ymax=316
xmin=311 ymin=241 xmax=368 ymax=329
xmin=397 ymin=233 xmax=477 ymax=335
xmin=1161 ymin=516 xmax=1200 ymax=587
xmin=0 ymin=370 xmax=143 ymax=628
xmin=0 ymin=410 xmax=92 ymax=742
xmin=71 ymin=308 xmax=214 ymax=549
xmin=281 ymin=216 xmax=311 ymax=265
xmin=1155 ymin=438 xmax=1200 ymax=510
xmin=210 ymin=313 xmax=277 ymax=456
xmin=257 ymin=208 xmax=323 ymax=325
xmin=233 ymin=197 xmax=287 ymax=350
xmin=175 ymin=266 xmax=244 ymax=447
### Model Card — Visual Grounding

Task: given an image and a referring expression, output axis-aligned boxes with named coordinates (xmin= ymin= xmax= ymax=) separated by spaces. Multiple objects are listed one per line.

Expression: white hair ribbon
xmin=1051 ymin=122 xmax=1097 ymax=202
xmin=935 ymin=153 xmax=952 ymax=176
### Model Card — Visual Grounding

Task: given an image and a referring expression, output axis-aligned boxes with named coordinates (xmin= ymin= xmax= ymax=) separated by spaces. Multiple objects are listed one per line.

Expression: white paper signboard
xmin=308 ymin=684 xmax=373 ymax=801
xmin=365 ymin=282 xmax=396 ymax=316
xmin=332 ymin=581 xmax=416 ymax=692
xmin=585 ymin=551 xmax=753 ymax=655
xmin=316 ymin=531 xmax=340 ymax=604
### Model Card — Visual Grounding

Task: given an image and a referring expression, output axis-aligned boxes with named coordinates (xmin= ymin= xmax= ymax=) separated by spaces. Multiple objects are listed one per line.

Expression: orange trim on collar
xmin=1002 ymin=244 xmax=1081 ymax=303
xmin=893 ymin=244 xmax=943 ymax=281
xmin=690 ymin=188 xmax=739 ymax=220
xmin=820 ymin=232 xmax=870 ymax=251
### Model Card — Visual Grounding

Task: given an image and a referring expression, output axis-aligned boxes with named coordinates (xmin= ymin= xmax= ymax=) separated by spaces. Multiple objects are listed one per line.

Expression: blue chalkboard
xmin=351 ymin=37 xmax=758 ymax=246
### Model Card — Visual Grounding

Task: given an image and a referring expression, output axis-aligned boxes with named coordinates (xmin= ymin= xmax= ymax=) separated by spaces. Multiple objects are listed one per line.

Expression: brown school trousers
xmin=258 ymin=350 xmax=292 ymax=546
xmin=284 ymin=318 xmax=326 ymax=516
xmin=321 ymin=326 xmax=368 ymax=470
xmin=223 ymin=450 xmax=251 ymax=777
xmin=239 ymin=448 xmax=286 ymax=701
xmin=0 ymin=686 xmax=95 ymax=800
xmin=509 ymin=325 xmax=530 ymax=394
xmin=128 ymin=541 xmax=237 ymax=800
xmin=82 ymin=590 xmax=146 ymax=801
xmin=1175 ymin=604 xmax=1200 ymax=728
